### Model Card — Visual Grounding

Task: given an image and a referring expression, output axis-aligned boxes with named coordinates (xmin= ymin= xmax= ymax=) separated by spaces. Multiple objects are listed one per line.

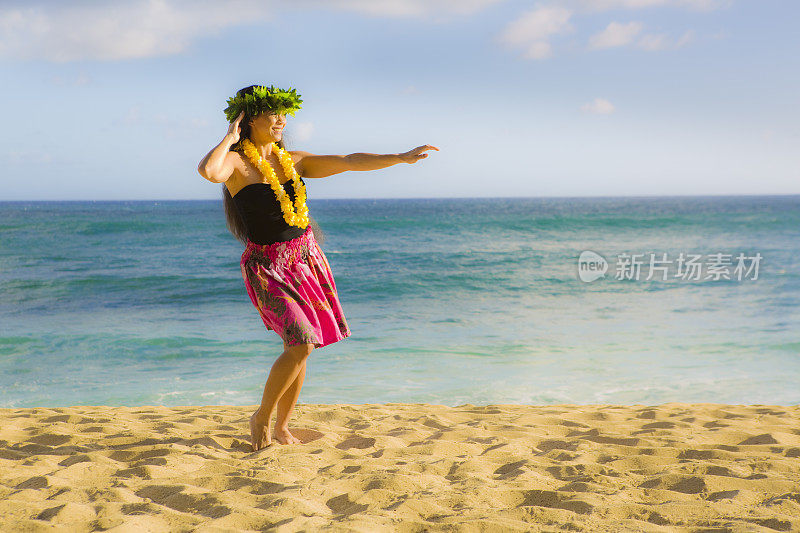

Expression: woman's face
xmin=249 ymin=111 xmax=286 ymax=142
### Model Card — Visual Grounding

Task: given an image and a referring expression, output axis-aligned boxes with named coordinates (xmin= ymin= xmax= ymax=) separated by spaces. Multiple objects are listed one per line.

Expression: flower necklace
xmin=240 ymin=138 xmax=310 ymax=228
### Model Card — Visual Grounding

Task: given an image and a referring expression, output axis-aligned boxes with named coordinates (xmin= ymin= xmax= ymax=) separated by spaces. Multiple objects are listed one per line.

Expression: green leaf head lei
xmin=223 ymin=85 xmax=303 ymax=123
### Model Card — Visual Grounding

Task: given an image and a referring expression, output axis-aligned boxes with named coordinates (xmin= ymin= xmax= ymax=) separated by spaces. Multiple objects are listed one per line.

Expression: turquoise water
xmin=1 ymin=195 xmax=799 ymax=407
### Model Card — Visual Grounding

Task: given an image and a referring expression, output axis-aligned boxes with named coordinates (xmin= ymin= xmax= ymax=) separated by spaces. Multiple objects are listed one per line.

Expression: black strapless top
xmin=231 ymin=179 xmax=307 ymax=245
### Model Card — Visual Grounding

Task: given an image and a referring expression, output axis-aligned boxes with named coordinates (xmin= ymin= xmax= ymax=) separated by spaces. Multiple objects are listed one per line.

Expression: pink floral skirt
xmin=240 ymin=225 xmax=351 ymax=348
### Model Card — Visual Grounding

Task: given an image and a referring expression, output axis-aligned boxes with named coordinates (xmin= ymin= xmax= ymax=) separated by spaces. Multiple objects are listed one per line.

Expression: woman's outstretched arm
xmin=290 ymin=145 xmax=439 ymax=179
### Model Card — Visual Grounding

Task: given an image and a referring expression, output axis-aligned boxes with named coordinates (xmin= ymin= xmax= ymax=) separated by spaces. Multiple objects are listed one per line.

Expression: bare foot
xmin=250 ymin=412 xmax=271 ymax=451
xmin=273 ymin=426 xmax=302 ymax=445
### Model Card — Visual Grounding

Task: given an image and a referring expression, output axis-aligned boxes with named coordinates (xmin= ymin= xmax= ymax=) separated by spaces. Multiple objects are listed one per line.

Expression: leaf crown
xmin=223 ymin=85 xmax=303 ymax=122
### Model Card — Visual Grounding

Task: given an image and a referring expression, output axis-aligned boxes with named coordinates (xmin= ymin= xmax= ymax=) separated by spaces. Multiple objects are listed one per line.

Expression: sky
xmin=0 ymin=0 xmax=798 ymax=200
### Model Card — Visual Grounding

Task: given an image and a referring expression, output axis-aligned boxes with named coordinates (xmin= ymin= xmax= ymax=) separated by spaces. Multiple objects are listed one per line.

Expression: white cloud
xmin=0 ymin=0 xmax=508 ymax=62
xmin=498 ymin=5 xmax=573 ymax=60
xmin=123 ymin=106 xmax=141 ymax=125
xmin=589 ymin=21 xmax=643 ymax=49
xmin=0 ymin=0 xmax=272 ymax=62
xmin=299 ymin=0 xmax=503 ymax=17
xmin=292 ymin=122 xmax=315 ymax=142
xmin=581 ymin=98 xmax=615 ymax=114
xmin=636 ymin=29 xmax=694 ymax=50
xmin=588 ymin=22 xmax=695 ymax=52
xmin=153 ymin=112 xmax=208 ymax=139
xmin=636 ymin=32 xmax=669 ymax=50
xmin=130 ymin=113 xmax=210 ymax=139
xmin=571 ymin=0 xmax=729 ymax=12
xmin=498 ymin=0 xmax=727 ymax=59
xmin=0 ymin=0 xmax=721 ymax=64
xmin=675 ymin=29 xmax=695 ymax=47
xmin=6 ymin=150 xmax=53 ymax=164
xmin=50 ymin=72 xmax=92 ymax=86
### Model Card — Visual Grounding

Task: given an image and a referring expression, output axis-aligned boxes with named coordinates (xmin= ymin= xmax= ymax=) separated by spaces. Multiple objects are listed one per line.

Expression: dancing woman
xmin=197 ymin=85 xmax=438 ymax=450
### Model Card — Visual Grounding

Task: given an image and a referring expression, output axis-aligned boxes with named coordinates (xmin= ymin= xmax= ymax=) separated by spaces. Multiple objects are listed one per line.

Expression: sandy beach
xmin=1 ymin=403 xmax=798 ymax=532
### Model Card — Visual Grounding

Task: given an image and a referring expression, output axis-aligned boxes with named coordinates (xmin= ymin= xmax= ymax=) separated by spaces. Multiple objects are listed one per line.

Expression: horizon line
xmin=2 ymin=192 xmax=800 ymax=203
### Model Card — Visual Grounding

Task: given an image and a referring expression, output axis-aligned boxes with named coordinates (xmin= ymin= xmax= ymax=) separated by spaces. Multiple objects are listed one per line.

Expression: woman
xmin=197 ymin=85 xmax=438 ymax=451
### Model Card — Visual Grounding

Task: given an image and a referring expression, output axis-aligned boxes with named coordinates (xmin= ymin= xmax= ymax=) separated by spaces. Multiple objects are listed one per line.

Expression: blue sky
xmin=1 ymin=0 xmax=797 ymax=200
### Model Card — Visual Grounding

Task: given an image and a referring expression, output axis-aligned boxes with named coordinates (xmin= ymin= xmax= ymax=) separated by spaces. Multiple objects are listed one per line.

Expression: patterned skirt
xmin=240 ymin=225 xmax=351 ymax=348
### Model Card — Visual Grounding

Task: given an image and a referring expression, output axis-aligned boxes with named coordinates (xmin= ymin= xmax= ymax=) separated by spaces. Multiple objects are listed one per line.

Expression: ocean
xmin=1 ymin=195 xmax=798 ymax=408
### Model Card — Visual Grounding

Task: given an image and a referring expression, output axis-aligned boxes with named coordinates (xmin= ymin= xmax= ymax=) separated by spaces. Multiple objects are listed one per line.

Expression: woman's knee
xmin=284 ymin=342 xmax=314 ymax=361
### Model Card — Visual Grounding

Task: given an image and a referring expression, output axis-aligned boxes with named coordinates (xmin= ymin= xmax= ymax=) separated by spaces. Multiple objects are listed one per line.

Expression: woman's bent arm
xmin=198 ymin=133 xmax=237 ymax=183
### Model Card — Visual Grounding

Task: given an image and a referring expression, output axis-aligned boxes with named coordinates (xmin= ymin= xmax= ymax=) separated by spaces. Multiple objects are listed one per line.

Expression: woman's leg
xmin=274 ymin=339 xmax=305 ymax=444
xmin=249 ymin=342 xmax=314 ymax=451
xmin=275 ymin=352 xmax=306 ymax=445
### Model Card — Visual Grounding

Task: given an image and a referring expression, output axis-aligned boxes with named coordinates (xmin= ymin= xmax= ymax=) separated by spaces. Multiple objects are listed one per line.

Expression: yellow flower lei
xmin=240 ymin=138 xmax=310 ymax=228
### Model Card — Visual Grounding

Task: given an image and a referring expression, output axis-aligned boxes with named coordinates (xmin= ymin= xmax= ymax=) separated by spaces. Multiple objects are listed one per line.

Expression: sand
xmin=0 ymin=402 xmax=798 ymax=532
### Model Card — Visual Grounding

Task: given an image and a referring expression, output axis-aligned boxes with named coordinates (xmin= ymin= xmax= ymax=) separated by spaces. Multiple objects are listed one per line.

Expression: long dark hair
xmin=222 ymin=85 xmax=325 ymax=247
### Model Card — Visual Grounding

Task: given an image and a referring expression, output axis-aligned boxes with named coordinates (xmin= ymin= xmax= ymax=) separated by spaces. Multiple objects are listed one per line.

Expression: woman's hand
xmin=400 ymin=145 xmax=439 ymax=164
xmin=226 ymin=110 xmax=245 ymax=144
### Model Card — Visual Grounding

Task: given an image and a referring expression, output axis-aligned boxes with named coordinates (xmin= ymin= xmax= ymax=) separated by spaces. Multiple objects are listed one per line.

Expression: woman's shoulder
xmin=228 ymin=148 xmax=245 ymax=165
xmin=287 ymin=149 xmax=311 ymax=163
